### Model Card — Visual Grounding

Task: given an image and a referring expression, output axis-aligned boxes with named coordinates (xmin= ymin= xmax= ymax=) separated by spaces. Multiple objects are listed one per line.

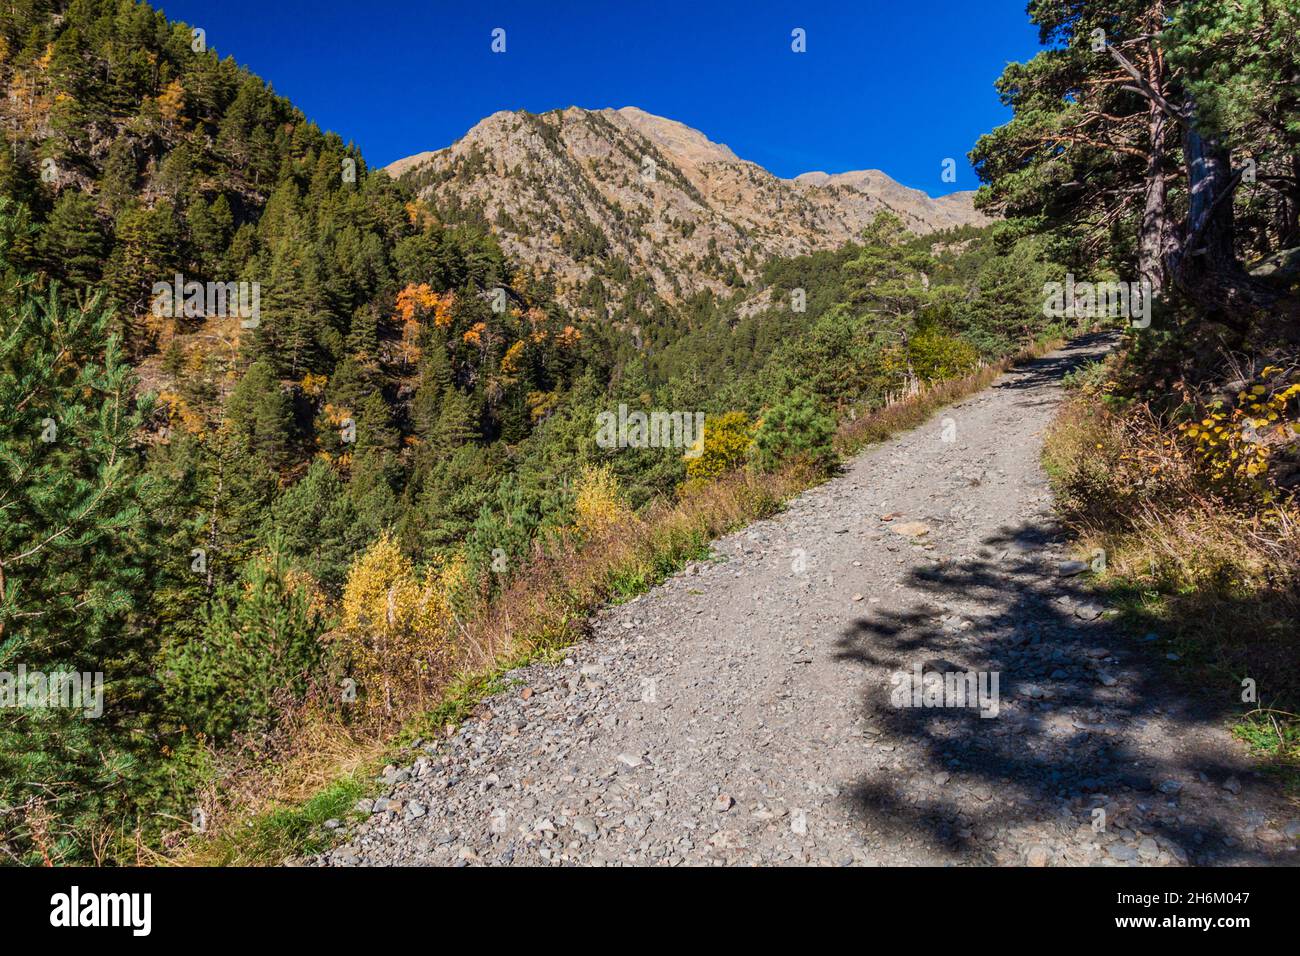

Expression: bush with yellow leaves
xmin=573 ymin=463 xmax=631 ymax=539
xmin=1177 ymin=365 xmax=1300 ymax=490
xmin=333 ymin=532 xmax=466 ymax=717
xmin=684 ymin=410 xmax=754 ymax=481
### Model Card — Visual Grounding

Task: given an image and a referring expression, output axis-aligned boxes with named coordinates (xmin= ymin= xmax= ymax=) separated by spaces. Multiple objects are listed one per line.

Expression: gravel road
xmin=312 ymin=335 xmax=1298 ymax=867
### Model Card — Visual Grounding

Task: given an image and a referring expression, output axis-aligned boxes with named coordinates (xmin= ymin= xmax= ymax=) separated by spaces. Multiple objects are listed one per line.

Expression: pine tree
xmin=434 ymin=385 xmax=478 ymax=453
xmin=412 ymin=344 xmax=454 ymax=438
xmin=0 ymin=129 xmax=39 ymax=210
xmin=0 ymin=283 xmax=152 ymax=660
xmin=39 ymin=190 xmax=107 ymax=289
xmin=752 ymin=387 xmax=836 ymax=473
xmin=264 ymin=458 xmax=368 ymax=594
xmin=256 ymin=234 xmax=328 ymax=375
xmin=161 ymin=535 xmax=324 ymax=741
xmin=0 ymin=218 xmax=156 ymax=862
xmin=105 ymin=201 xmax=181 ymax=321
xmin=227 ymin=360 xmax=293 ymax=471
xmin=186 ymin=193 xmax=234 ymax=274
xmin=99 ymin=136 xmax=139 ymax=218
xmin=46 ymin=25 xmax=91 ymax=151
xmin=345 ymin=305 xmax=380 ymax=364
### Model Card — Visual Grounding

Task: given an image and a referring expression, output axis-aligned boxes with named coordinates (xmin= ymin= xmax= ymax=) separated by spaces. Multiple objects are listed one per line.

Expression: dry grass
xmin=1044 ymin=391 xmax=1300 ymax=773
xmin=1045 ymin=397 xmax=1300 ymax=595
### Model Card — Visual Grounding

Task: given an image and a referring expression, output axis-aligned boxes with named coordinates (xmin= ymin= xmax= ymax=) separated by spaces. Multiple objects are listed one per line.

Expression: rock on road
xmin=313 ymin=335 xmax=1298 ymax=867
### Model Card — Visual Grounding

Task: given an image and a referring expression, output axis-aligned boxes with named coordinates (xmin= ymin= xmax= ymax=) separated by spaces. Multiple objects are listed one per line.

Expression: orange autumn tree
xmin=392 ymin=284 xmax=459 ymax=367
xmin=393 ymin=283 xmax=438 ymax=367
xmin=395 ymin=282 xmax=437 ymax=322
xmin=432 ymin=291 xmax=455 ymax=328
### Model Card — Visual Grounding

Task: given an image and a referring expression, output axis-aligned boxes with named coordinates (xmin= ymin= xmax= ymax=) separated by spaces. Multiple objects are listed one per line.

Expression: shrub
xmin=573 ymin=463 xmax=631 ymax=538
xmin=752 ymin=387 xmax=836 ymax=472
xmin=684 ymin=410 xmax=754 ymax=481
xmin=879 ymin=329 xmax=979 ymax=387
xmin=909 ymin=329 xmax=979 ymax=380
xmin=162 ymin=536 xmax=326 ymax=742
xmin=333 ymin=532 xmax=465 ymax=718
xmin=1175 ymin=366 xmax=1300 ymax=489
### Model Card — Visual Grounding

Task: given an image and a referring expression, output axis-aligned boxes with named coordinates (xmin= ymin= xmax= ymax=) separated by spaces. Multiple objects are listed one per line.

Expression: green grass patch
xmin=187 ymin=773 xmax=371 ymax=867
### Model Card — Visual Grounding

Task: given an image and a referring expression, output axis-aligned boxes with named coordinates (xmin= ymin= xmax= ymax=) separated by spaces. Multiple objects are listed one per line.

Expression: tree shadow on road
xmin=989 ymin=332 xmax=1118 ymax=394
xmin=832 ymin=516 xmax=1289 ymax=866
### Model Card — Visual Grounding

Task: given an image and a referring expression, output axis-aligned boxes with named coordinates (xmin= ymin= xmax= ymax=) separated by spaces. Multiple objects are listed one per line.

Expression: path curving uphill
xmin=312 ymin=336 xmax=1297 ymax=867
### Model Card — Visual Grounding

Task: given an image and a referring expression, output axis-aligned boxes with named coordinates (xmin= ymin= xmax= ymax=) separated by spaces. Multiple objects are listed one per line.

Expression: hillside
xmin=387 ymin=106 xmax=987 ymax=312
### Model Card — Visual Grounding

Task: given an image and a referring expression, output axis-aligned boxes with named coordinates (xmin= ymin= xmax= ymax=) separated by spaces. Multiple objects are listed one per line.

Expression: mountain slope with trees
xmin=388 ymin=106 xmax=987 ymax=315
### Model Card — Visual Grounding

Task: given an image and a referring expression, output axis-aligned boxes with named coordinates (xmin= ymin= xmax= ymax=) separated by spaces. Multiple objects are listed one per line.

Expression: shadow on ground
xmin=833 ymin=516 xmax=1290 ymax=865
xmin=990 ymin=331 xmax=1117 ymax=393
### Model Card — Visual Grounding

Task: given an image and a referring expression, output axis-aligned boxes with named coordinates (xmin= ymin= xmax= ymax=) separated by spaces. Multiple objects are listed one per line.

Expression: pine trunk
xmin=1169 ymin=123 xmax=1277 ymax=323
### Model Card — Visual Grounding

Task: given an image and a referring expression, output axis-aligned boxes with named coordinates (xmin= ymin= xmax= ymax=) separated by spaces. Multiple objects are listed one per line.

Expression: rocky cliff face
xmin=388 ymin=106 xmax=987 ymax=311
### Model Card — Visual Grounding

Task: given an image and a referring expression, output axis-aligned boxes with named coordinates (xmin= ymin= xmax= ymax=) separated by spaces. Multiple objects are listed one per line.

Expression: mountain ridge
xmin=385 ymin=106 xmax=988 ymax=311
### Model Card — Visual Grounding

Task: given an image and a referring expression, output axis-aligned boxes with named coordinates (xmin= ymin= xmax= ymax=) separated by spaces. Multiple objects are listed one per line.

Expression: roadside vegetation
xmin=178 ymin=334 xmax=1065 ymax=866
xmin=1045 ymin=346 xmax=1300 ymax=781
xmin=978 ymin=2 xmax=1300 ymax=781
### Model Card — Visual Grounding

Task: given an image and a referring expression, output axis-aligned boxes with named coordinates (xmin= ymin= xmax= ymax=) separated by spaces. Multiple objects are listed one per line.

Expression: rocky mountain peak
xmin=386 ymin=107 xmax=987 ymax=312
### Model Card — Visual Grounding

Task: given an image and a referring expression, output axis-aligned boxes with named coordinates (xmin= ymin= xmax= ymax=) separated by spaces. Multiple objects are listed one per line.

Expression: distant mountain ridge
xmin=386 ymin=106 xmax=987 ymax=312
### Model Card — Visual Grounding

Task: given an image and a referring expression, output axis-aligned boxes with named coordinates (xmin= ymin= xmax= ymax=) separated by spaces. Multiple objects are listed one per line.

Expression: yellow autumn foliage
xmin=299 ymin=372 xmax=328 ymax=398
xmin=334 ymin=533 xmax=466 ymax=715
xmin=684 ymin=410 xmax=754 ymax=481
xmin=573 ymin=463 xmax=631 ymax=538
xmin=500 ymin=340 xmax=525 ymax=376
xmin=1177 ymin=369 xmax=1300 ymax=486
xmin=526 ymin=390 xmax=558 ymax=422
xmin=157 ymin=390 xmax=207 ymax=437
xmin=157 ymin=79 xmax=186 ymax=125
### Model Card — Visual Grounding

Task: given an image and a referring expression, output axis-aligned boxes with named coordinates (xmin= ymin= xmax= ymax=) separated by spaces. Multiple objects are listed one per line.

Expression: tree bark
xmin=1285 ymin=155 xmax=1300 ymax=247
xmin=1168 ymin=119 xmax=1278 ymax=322
xmin=1139 ymin=104 xmax=1171 ymax=293
xmin=1138 ymin=15 xmax=1174 ymax=295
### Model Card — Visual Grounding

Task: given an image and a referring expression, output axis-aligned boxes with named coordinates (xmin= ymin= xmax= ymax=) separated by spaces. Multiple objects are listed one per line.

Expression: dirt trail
xmin=315 ymin=335 xmax=1298 ymax=866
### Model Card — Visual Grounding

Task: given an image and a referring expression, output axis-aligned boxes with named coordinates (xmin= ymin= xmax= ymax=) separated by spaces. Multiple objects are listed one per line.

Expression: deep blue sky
xmin=154 ymin=0 xmax=1043 ymax=196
